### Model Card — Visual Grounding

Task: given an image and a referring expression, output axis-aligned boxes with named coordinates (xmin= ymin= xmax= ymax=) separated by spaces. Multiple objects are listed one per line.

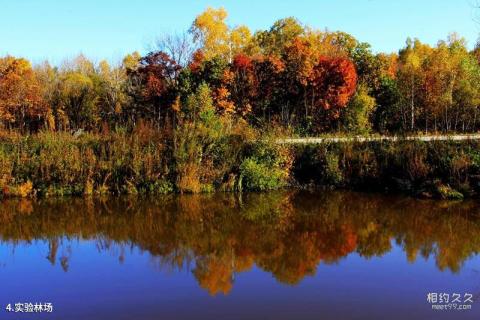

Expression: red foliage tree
xmin=138 ymin=52 xmax=181 ymax=98
xmin=188 ymin=49 xmax=205 ymax=74
xmin=127 ymin=51 xmax=181 ymax=125
xmin=250 ymin=55 xmax=285 ymax=120
xmin=227 ymin=53 xmax=255 ymax=115
xmin=310 ymin=56 xmax=357 ymax=115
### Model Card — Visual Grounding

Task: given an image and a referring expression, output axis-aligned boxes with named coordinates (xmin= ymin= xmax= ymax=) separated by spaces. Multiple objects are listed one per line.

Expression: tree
xmin=282 ymin=37 xmax=317 ymax=124
xmin=196 ymin=56 xmax=228 ymax=89
xmin=229 ymin=26 xmax=252 ymax=59
xmin=376 ymin=53 xmax=398 ymax=79
xmin=309 ymin=56 xmax=357 ymax=123
xmin=34 ymin=61 xmax=60 ymax=130
xmin=42 ymin=55 xmax=101 ymax=131
xmin=59 ymin=71 xmax=97 ymax=130
xmin=397 ymin=38 xmax=431 ymax=131
xmin=126 ymin=51 xmax=181 ymax=126
xmin=414 ymin=34 xmax=479 ymax=132
xmin=153 ymin=32 xmax=196 ymax=67
xmin=252 ymin=17 xmax=304 ymax=56
xmin=250 ymin=55 xmax=285 ymax=123
xmin=372 ymin=77 xmax=402 ymax=133
xmin=96 ymin=60 xmax=129 ymax=126
xmin=190 ymin=7 xmax=230 ymax=60
xmin=190 ymin=7 xmax=251 ymax=62
xmin=175 ymin=83 xmax=226 ymax=193
xmin=0 ymin=56 xmax=48 ymax=130
xmin=122 ymin=51 xmax=142 ymax=70
xmin=341 ymin=84 xmax=376 ymax=133
xmin=226 ymin=53 xmax=255 ymax=116
xmin=448 ymin=36 xmax=480 ymax=131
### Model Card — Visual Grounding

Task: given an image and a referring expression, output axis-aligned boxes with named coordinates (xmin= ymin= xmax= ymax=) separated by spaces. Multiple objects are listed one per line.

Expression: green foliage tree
xmin=341 ymin=84 xmax=376 ymax=133
xmin=252 ymin=17 xmax=305 ymax=56
xmin=372 ymin=77 xmax=402 ymax=133
xmin=60 ymin=68 xmax=98 ymax=130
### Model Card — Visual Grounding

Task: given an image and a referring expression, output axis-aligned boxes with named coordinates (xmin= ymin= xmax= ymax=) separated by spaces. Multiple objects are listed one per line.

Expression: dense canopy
xmin=1 ymin=7 xmax=480 ymax=135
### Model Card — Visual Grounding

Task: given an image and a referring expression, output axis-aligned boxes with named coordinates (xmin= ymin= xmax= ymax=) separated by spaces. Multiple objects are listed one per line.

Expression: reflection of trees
xmin=1 ymin=191 xmax=480 ymax=294
xmin=46 ymin=238 xmax=58 ymax=265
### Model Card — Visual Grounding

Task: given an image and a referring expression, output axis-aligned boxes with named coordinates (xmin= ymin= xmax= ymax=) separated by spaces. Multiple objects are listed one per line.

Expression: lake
xmin=0 ymin=191 xmax=479 ymax=319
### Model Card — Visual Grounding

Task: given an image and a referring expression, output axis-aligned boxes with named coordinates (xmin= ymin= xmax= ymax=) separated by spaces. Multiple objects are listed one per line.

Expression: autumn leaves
xmin=2 ymin=7 xmax=480 ymax=135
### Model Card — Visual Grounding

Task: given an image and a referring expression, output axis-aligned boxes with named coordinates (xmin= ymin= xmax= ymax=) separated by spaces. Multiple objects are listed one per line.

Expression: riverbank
xmin=1 ymin=130 xmax=480 ymax=199
xmin=293 ymin=139 xmax=480 ymax=199
xmin=0 ymin=128 xmax=292 ymax=197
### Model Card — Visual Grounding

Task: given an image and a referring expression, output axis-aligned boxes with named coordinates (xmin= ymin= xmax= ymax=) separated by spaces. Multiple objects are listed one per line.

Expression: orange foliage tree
xmin=0 ymin=57 xmax=48 ymax=130
xmin=309 ymin=56 xmax=357 ymax=121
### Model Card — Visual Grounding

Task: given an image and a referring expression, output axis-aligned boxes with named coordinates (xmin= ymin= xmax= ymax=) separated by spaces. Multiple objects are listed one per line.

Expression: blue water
xmin=0 ymin=192 xmax=479 ymax=319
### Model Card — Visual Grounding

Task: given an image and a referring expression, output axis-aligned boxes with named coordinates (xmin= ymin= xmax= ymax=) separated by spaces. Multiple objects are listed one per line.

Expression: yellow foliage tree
xmin=0 ymin=56 xmax=48 ymax=130
xmin=190 ymin=7 xmax=251 ymax=62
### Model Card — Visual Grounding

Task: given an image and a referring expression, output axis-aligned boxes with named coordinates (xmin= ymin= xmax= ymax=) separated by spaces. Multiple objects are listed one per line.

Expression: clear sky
xmin=1 ymin=0 xmax=479 ymax=65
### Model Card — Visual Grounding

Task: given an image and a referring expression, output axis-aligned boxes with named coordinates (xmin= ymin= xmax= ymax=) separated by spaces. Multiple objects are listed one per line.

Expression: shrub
xmin=435 ymin=182 xmax=464 ymax=200
xmin=239 ymin=158 xmax=286 ymax=191
xmin=324 ymin=153 xmax=343 ymax=185
xmin=17 ymin=181 xmax=34 ymax=197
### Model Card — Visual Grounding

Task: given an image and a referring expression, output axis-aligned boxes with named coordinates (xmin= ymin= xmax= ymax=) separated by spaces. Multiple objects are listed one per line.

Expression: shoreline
xmin=1 ymin=131 xmax=479 ymax=201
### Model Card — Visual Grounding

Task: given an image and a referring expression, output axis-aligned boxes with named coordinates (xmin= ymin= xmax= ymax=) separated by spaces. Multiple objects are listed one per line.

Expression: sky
xmin=1 ymin=0 xmax=479 ymax=65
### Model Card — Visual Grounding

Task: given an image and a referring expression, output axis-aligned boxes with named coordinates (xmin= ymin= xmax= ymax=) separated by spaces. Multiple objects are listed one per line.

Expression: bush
xmin=324 ymin=153 xmax=343 ymax=185
xmin=238 ymin=138 xmax=292 ymax=191
xmin=435 ymin=182 xmax=464 ymax=200
xmin=239 ymin=158 xmax=286 ymax=191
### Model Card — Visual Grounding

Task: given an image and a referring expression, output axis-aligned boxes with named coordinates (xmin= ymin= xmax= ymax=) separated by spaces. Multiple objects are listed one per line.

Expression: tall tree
xmin=154 ymin=32 xmax=196 ymax=67
xmin=309 ymin=56 xmax=358 ymax=125
xmin=190 ymin=7 xmax=251 ymax=62
xmin=252 ymin=17 xmax=304 ymax=56
xmin=0 ymin=56 xmax=47 ymax=130
xmin=126 ymin=51 xmax=181 ymax=126
xmin=96 ymin=60 xmax=129 ymax=126
xmin=398 ymin=38 xmax=431 ymax=131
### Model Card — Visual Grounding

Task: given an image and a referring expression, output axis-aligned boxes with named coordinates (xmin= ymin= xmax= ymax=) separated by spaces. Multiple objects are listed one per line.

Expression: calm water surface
xmin=0 ymin=191 xmax=480 ymax=320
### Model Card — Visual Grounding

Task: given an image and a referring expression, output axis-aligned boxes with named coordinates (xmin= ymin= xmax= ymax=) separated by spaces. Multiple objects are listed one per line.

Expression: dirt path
xmin=277 ymin=134 xmax=480 ymax=144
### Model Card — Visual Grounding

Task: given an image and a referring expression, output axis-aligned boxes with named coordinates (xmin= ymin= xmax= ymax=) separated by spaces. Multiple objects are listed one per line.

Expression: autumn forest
xmin=2 ymin=7 xmax=480 ymax=197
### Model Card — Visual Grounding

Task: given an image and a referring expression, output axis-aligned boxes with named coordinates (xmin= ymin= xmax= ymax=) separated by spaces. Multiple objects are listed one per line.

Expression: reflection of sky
xmin=0 ymin=240 xmax=478 ymax=320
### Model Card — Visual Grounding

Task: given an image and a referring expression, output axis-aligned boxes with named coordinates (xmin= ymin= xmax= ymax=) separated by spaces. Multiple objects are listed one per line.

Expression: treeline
xmin=2 ymin=7 xmax=480 ymax=134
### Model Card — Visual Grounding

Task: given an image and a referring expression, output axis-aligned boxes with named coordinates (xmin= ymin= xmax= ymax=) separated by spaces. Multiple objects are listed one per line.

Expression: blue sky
xmin=1 ymin=0 xmax=479 ymax=65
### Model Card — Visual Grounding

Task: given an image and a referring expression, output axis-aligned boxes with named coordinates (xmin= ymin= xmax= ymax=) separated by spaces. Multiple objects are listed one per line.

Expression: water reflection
xmin=1 ymin=191 xmax=480 ymax=296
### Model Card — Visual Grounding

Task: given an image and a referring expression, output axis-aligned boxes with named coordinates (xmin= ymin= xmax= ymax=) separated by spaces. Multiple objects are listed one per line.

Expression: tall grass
xmin=0 ymin=127 xmax=171 ymax=197
xmin=293 ymin=140 xmax=480 ymax=199
xmin=3 ymin=126 xmax=479 ymax=199
xmin=0 ymin=120 xmax=292 ymax=197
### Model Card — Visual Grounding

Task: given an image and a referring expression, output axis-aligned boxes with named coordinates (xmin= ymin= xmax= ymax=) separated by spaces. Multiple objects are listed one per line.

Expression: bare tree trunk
xmin=304 ymin=89 xmax=308 ymax=120
xmin=444 ymin=106 xmax=448 ymax=132
xmin=474 ymin=108 xmax=478 ymax=131
xmin=411 ymin=74 xmax=415 ymax=131
xmin=454 ymin=108 xmax=459 ymax=131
